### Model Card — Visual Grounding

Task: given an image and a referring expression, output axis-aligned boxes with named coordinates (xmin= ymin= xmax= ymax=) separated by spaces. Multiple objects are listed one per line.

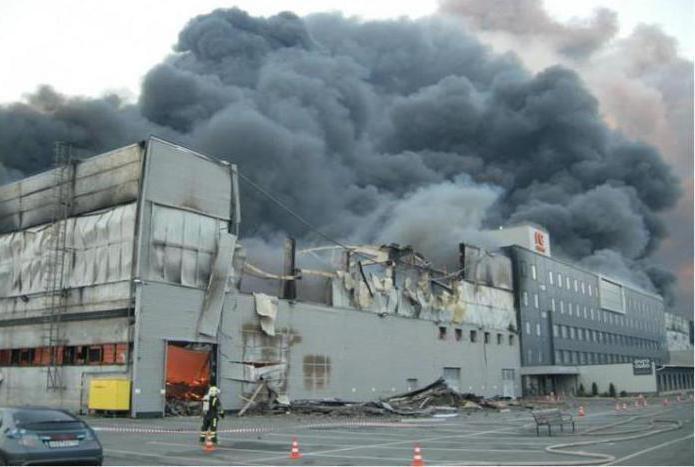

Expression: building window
xmin=521 ymin=261 xmax=527 ymax=277
xmin=533 ymin=293 xmax=539 ymax=308
xmin=561 ymin=326 xmax=568 ymax=338
xmin=509 ymin=334 xmax=514 ymax=346
xmin=536 ymin=323 xmax=541 ymax=336
xmin=583 ymin=307 xmax=588 ymax=319
xmin=438 ymin=326 xmax=447 ymax=340
xmin=496 ymin=333 xmax=503 ymax=345
xmin=522 ymin=291 xmax=528 ymax=307
xmin=581 ymin=281 xmax=585 ymax=294
xmin=553 ymin=324 xmax=558 ymax=337
xmin=590 ymin=308 xmax=594 ymax=320
xmin=568 ymin=302 xmax=573 ymax=316
xmin=531 ymin=264 xmax=537 ymax=280
xmin=525 ymin=322 xmax=531 ymax=334
xmin=560 ymin=300 xmax=564 ymax=313
xmin=455 ymin=328 xmax=462 ymax=341
xmin=527 ymin=349 xmax=533 ymax=365
xmin=588 ymin=284 xmax=592 ymax=296
xmin=557 ymin=273 xmax=563 ymax=288
xmin=574 ymin=279 xmax=578 ymax=292
xmin=551 ymin=298 xmax=556 ymax=312
xmin=566 ymin=276 xmax=570 ymax=289
xmin=570 ymin=327 xmax=576 ymax=339
xmin=548 ymin=271 xmax=554 ymax=285
xmin=470 ymin=330 xmax=478 ymax=343
xmin=484 ymin=332 xmax=490 ymax=344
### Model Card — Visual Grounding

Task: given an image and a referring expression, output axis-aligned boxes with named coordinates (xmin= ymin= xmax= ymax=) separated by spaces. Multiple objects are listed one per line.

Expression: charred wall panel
xmin=0 ymin=144 xmax=143 ymax=233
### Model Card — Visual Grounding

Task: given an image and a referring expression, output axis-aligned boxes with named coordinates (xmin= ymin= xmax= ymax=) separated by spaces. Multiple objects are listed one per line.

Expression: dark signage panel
xmin=632 ymin=358 xmax=653 ymax=375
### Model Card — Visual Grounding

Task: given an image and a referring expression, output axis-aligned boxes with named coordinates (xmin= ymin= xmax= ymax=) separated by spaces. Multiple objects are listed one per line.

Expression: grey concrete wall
xmin=130 ymin=282 xmax=521 ymax=415
xmin=222 ymin=294 xmax=521 ymax=406
xmin=0 ymin=365 xmax=128 ymax=412
xmin=577 ymin=363 xmax=657 ymax=394
xmin=0 ymin=317 xmax=130 ymax=411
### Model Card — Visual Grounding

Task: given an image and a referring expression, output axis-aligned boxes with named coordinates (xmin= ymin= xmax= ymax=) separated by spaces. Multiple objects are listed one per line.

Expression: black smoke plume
xmin=0 ymin=7 xmax=682 ymax=307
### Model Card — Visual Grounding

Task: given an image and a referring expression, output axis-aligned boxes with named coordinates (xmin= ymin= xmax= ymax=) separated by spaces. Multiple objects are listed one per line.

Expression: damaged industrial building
xmin=0 ymin=138 xmax=688 ymax=417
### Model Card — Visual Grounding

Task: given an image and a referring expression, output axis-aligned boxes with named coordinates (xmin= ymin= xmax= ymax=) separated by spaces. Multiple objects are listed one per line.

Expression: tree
xmin=592 ymin=382 xmax=598 ymax=396
xmin=609 ymin=383 xmax=617 ymax=398
xmin=578 ymin=383 xmax=586 ymax=397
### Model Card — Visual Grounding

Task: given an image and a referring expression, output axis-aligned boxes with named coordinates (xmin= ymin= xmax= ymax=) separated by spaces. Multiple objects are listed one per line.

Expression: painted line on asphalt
xmin=149 ymin=440 xmax=299 ymax=457
xmin=104 ymin=447 xmax=238 ymax=465
xmin=245 ymin=423 xmax=522 ymax=464
xmin=605 ymin=433 xmax=694 ymax=465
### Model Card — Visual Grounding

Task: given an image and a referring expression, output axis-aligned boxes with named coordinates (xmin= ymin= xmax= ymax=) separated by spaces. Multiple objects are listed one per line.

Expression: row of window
xmin=521 ymin=261 xmax=663 ymax=317
xmin=552 ymin=349 xmax=657 ymax=366
xmin=0 ymin=343 xmax=128 ymax=367
xmin=522 ymin=261 xmax=595 ymax=297
xmin=551 ymin=325 xmax=660 ymax=349
xmin=438 ymin=327 xmax=515 ymax=346
xmin=521 ymin=291 xmax=660 ymax=334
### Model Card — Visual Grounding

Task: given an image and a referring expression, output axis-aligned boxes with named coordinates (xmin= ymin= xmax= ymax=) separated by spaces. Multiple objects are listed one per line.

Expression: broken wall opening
xmin=165 ymin=341 xmax=215 ymax=416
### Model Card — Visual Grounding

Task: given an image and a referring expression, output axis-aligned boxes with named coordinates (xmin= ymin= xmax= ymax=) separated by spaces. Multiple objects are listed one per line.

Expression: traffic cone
xmin=578 ymin=406 xmax=585 ymax=417
xmin=412 ymin=444 xmax=425 ymax=467
xmin=662 ymin=398 xmax=669 ymax=406
xmin=289 ymin=437 xmax=302 ymax=459
xmin=634 ymin=400 xmax=640 ymax=408
xmin=622 ymin=402 xmax=627 ymax=411
xmin=203 ymin=436 xmax=216 ymax=453
xmin=615 ymin=402 xmax=621 ymax=412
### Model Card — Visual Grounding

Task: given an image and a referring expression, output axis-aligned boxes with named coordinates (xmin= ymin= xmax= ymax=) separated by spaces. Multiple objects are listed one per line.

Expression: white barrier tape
xmin=92 ymin=419 xmax=422 ymax=434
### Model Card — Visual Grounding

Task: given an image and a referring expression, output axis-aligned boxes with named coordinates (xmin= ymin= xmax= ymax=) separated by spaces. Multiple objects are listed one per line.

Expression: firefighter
xmin=199 ymin=385 xmax=224 ymax=444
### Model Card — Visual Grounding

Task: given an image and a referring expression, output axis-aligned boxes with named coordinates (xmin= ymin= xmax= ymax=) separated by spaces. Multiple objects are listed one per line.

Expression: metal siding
xmin=143 ymin=139 xmax=232 ymax=221
xmin=0 ymin=144 xmax=143 ymax=233
xmin=131 ymin=282 xmax=214 ymax=415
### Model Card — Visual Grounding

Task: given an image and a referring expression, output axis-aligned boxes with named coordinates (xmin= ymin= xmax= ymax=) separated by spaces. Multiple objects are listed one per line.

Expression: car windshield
xmin=13 ymin=409 xmax=77 ymax=427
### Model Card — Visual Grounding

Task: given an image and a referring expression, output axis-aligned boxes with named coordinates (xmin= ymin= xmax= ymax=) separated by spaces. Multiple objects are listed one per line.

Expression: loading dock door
xmin=443 ymin=367 xmax=461 ymax=392
xmin=165 ymin=342 xmax=212 ymax=415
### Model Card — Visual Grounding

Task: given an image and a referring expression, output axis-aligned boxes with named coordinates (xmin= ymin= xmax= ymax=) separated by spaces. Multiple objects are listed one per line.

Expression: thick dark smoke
xmin=437 ymin=0 xmax=693 ymax=316
xmin=0 ymin=8 xmax=683 ymax=307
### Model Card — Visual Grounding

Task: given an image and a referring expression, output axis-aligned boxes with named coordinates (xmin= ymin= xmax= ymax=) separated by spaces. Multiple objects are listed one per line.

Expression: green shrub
xmin=619 ymin=390 xmax=627 ymax=397
xmin=609 ymin=383 xmax=617 ymax=398
xmin=591 ymin=382 xmax=598 ymax=396
xmin=578 ymin=384 xmax=586 ymax=397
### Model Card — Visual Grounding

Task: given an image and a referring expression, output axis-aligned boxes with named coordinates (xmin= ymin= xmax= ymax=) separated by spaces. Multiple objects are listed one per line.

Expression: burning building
xmin=0 ymin=138 xmax=521 ymax=416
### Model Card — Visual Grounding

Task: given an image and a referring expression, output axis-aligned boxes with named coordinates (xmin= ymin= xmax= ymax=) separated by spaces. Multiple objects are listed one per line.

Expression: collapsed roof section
xmin=239 ymin=242 xmax=516 ymax=332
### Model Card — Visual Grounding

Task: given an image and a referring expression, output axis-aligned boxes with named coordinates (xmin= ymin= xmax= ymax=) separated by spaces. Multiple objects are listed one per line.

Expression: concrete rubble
xmin=237 ymin=378 xmax=519 ymax=417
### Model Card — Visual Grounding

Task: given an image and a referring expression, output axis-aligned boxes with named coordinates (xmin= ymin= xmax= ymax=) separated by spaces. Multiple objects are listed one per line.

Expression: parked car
xmin=0 ymin=407 xmax=102 ymax=465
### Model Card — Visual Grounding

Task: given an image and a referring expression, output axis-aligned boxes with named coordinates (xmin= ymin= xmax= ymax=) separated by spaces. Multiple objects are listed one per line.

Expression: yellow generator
xmin=88 ymin=379 xmax=131 ymax=412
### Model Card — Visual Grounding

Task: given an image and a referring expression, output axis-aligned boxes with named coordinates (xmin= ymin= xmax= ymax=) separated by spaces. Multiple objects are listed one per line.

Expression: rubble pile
xmin=282 ymin=378 xmax=516 ymax=417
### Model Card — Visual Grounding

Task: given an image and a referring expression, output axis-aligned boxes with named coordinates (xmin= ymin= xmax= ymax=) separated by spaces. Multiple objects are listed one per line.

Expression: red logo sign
xmin=534 ymin=231 xmax=546 ymax=253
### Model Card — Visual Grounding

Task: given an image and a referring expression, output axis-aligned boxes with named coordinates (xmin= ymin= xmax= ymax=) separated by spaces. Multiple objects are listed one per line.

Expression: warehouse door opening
xmin=165 ymin=341 xmax=216 ymax=416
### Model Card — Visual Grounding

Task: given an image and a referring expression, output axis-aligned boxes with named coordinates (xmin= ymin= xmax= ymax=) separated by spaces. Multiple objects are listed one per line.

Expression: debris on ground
xmin=279 ymin=378 xmax=515 ymax=417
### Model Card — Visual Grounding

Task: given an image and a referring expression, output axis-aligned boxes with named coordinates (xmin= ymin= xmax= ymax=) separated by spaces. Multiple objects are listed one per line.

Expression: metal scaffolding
xmin=43 ymin=142 xmax=74 ymax=390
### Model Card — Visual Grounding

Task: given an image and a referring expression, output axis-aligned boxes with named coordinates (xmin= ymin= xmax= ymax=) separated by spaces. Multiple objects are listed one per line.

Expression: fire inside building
xmin=0 ymin=138 xmax=691 ymax=416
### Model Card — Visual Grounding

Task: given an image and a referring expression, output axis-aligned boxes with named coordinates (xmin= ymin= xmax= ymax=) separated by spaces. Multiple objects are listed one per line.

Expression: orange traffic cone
xmin=289 ymin=437 xmax=302 ymax=459
xmin=412 ymin=444 xmax=425 ymax=467
xmin=203 ymin=436 xmax=216 ymax=453
xmin=578 ymin=406 xmax=585 ymax=417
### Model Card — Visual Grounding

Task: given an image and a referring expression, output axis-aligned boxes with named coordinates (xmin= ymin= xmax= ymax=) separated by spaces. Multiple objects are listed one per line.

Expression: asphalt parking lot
xmin=90 ymin=397 xmax=694 ymax=466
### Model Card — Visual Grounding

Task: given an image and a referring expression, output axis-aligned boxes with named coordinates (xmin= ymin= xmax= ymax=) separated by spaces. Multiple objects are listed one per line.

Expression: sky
xmin=0 ymin=0 xmax=692 ymax=103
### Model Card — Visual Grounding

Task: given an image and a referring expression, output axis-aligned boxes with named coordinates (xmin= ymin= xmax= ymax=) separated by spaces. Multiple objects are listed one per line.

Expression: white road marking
xmin=606 ymin=433 xmax=694 ymax=465
xmin=104 ymin=447 xmax=236 ymax=465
